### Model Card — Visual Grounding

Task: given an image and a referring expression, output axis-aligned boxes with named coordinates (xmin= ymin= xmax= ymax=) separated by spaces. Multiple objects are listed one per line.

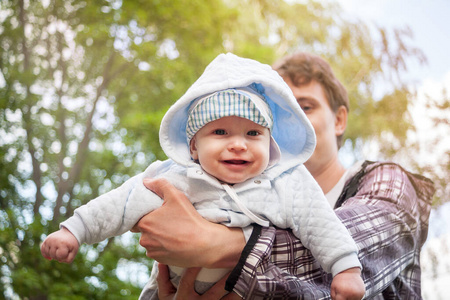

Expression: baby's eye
xmin=213 ymin=129 xmax=226 ymax=135
xmin=247 ymin=130 xmax=259 ymax=136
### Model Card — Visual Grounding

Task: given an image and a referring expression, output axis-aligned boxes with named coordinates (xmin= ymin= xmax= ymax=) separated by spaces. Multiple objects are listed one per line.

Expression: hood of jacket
xmin=159 ymin=53 xmax=316 ymax=178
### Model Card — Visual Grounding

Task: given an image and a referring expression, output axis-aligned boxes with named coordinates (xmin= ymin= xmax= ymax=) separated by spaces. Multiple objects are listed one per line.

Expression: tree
xmin=424 ymin=90 xmax=450 ymax=206
xmin=411 ymin=87 xmax=450 ymax=207
xmin=418 ymin=87 xmax=450 ymax=300
xmin=0 ymin=0 xmax=434 ymax=298
xmin=0 ymin=0 xmax=238 ymax=298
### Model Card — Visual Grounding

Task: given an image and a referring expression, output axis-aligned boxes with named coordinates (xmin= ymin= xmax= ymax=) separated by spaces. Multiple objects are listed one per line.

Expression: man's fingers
xmin=203 ymin=271 xmax=230 ymax=299
xmin=143 ymin=178 xmax=176 ymax=200
xmin=144 ymin=178 xmax=193 ymax=209
xmin=157 ymin=263 xmax=177 ymax=297
xmin=130 ymin=224 xmax=141 ymax=233
xmin=164 ymin=267 xmax=202 ymax=299
xmin=157 ymin=263 xmax=170 ymax=282
xmin=178 ymin=267 xmax=202 ymax=290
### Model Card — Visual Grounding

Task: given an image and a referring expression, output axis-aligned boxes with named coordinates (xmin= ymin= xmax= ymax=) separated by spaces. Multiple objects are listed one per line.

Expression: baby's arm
xmin=286 ymin=166 xmax=364 ymax=299
xmin=331 ymin=267 xmax=365 ymax=300
xmin=62 ymin=168 xmax=164 ymax=245
xmin=40 ymin=227 xmax=79 ymax=263
xmin=287 ymin=166 xmax=361 ymax=275
xmin=40 ymin=162 xmax=170 ymax=263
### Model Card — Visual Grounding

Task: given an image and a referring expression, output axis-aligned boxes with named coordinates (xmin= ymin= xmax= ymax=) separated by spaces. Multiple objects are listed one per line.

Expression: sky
xmin=333 ymin=0 xmax=450 ymax=201
xmin=328 ymin=0 xmax=450 ymax=172
xmin=337 ymin=0 xmax=450 ymax=82
xmin=335 ymin=1 xmax=450 ymax=298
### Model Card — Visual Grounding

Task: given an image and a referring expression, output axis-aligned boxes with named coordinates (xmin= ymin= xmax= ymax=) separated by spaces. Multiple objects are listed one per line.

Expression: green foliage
xmin=0 ymin=0 xmax=441 ymax=298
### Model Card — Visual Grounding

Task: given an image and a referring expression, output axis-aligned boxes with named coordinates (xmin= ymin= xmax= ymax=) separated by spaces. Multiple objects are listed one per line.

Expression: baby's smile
xmin=223 ymin=160 xmax=249 ymax=165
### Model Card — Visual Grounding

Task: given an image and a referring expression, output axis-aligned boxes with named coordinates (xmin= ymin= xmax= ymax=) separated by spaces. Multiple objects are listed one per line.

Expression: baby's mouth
xmin=224 ymin=160 xmax=248 ymax=165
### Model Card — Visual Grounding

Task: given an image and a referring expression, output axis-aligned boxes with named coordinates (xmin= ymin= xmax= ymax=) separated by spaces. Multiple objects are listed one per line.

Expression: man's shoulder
xmin=356 ymin=161 xmax=434 ymax=188
xmin=338 ymin=160 xmax=435 ymax=206
xmin=348 ymin=160 xmax=430 ymax=182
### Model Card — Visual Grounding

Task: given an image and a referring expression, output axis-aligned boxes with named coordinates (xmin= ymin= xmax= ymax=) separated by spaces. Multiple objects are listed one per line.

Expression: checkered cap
xmin=186 ymin=88 xmax=273 ymax=142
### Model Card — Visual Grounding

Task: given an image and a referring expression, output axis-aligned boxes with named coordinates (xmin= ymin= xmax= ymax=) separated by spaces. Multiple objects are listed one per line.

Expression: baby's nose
xmin=228 ymin=136 xmax=247 ymax=151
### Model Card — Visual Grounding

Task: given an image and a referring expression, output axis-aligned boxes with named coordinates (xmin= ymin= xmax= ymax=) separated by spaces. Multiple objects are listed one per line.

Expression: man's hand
xmin=132 ymin=178 xmax=245 ymax=269
xmin=157 ymin=264 xmax=241 ymax=300
xmin=40 ymin=227 xmax=79 ymax=263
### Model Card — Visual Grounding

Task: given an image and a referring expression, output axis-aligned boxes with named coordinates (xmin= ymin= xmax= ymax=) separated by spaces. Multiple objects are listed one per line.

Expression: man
xmin=135 ymin=52 xmax=435 ymax=299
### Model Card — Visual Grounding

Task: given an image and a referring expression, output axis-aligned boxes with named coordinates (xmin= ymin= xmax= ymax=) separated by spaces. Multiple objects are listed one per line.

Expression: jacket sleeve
xmin=61 ymin=166 xmax=165 ymax=245
xmin=284 ymin=165 xmax=360 ymax=276
xmin=226 ymin=162 xmax=434 ymax=299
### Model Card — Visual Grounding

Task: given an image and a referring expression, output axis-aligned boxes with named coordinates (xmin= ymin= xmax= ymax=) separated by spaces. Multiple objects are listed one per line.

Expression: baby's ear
xmin=189 ymin=138 xmax=199 ymax=160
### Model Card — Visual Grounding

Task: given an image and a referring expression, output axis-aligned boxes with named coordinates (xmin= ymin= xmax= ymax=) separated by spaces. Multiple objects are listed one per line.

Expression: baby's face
xmin=190 ymin=116 xmax=271 ymax=184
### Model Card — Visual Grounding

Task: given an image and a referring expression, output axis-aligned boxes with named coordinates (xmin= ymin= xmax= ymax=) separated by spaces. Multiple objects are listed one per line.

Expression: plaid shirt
xmin=226 ymin=161 xmax=435 ymax=299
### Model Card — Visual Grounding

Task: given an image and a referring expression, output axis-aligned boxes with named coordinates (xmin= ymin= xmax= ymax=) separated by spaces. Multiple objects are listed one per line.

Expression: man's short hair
xmin=273 ymin=52 xmax=349 ymax=149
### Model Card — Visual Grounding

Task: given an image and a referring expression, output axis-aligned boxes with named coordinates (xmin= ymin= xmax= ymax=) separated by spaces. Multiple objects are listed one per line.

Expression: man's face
xmin=283 ymin=77 xmax=341 ymax=174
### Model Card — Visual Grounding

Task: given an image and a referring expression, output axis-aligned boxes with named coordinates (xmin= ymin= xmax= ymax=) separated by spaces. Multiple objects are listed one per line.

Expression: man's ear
xmin=189 ymin=138 xmax=199 ymax=160
xmin=335 ymin=105 xmax=348 ymax=136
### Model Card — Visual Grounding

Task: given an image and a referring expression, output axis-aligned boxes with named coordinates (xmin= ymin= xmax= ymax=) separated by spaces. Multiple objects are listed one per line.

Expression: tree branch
xmin=52 ymin=31 xmax=70 ymax=220
xmin=52 ymin=51 xmax=123 ymax=221
xmin=18 ymin=0 xmax=44 ymax=217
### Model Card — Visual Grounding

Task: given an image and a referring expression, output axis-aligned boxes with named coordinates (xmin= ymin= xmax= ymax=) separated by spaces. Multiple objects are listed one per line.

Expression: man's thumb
xmin=143 ymin=178 xmax=173 ymax=201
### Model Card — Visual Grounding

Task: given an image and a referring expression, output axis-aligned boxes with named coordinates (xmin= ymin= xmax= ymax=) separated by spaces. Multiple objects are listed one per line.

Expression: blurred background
xmin=0 ymin=0 xmax=448 ymax=299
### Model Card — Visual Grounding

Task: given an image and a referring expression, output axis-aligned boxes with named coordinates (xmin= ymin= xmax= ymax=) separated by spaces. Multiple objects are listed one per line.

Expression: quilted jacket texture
xmin=61 ymin=53 xmax=360 ymax=276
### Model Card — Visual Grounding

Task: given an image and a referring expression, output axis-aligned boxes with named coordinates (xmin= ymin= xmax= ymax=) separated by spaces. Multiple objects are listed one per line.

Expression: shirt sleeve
xmin=226 ymin=162 xmax=434 ymax=299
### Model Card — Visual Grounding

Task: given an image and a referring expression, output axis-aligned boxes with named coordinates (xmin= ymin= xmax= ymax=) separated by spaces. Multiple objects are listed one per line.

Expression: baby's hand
xmin=331 ymin=267 xmax=365 ymax=300
xmin=40 ymin=227 xmax=79 ymax=263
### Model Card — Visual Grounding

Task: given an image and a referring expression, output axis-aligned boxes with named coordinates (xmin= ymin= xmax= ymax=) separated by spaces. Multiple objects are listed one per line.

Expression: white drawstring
xmin=222 ymin=184 xmax=270 ymax=227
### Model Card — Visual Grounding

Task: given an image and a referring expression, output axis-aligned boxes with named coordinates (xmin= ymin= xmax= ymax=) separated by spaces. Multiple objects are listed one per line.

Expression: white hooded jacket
xmin=61 ymin=53 xmax=360 ymax=277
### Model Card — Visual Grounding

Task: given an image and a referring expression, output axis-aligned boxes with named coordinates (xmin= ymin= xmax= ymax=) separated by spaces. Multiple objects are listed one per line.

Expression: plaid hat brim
xmin=186 ymin=87 xmax=281 ymax=167
xmin=186 ymin=88 xmax=273 ymax=141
